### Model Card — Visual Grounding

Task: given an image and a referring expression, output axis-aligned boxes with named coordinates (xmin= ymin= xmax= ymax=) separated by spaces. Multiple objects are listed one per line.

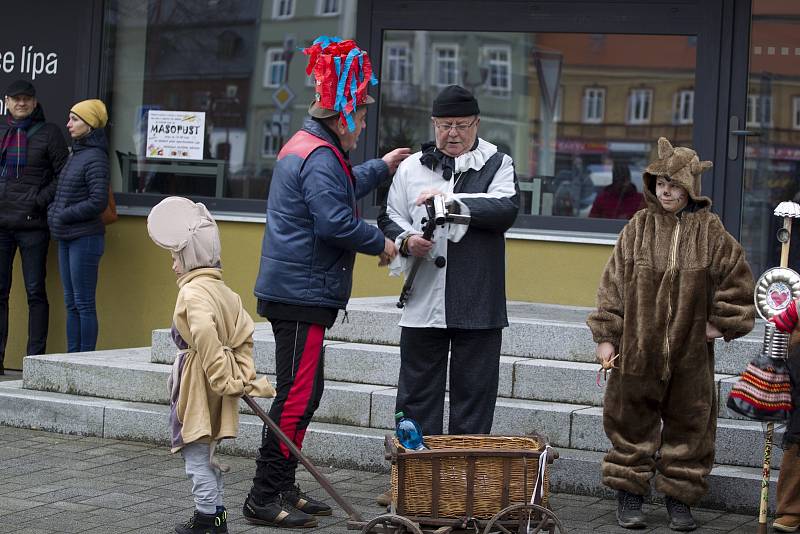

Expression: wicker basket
xmin=388 ymin=434 xmax=550 ymax=520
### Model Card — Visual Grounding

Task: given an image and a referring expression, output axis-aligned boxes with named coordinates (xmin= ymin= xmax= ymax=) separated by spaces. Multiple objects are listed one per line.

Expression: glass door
xmin=739 ymin=1 xmax=800 ymax=276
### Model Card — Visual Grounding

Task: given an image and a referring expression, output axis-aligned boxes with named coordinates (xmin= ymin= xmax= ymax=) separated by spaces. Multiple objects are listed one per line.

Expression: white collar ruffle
xmin=453 ymin=138 xmax=498 ymax=173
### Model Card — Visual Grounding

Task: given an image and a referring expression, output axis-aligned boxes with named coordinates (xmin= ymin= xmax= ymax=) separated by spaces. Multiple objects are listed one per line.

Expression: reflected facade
xmin=741 ymin=0 xmax=800 ymax=277
xmin=377 ymin=31 xmax=697 ymax=222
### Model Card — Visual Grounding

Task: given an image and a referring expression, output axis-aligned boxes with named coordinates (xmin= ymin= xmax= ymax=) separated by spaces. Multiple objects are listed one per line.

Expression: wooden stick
xmin=781 ymin=217 xmax=792 ymax=268
xmin=757 ymin=424 xmax=774 ymax=533
xmin=759 ymin=215 xmax=792 ymax=531
xmin=242 ymin=394 xmax=363 ymax=523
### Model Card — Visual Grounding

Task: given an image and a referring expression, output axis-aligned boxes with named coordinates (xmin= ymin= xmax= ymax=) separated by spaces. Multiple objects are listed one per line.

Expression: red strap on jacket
xmin=278 ymin=130 xmax=354 ymax=184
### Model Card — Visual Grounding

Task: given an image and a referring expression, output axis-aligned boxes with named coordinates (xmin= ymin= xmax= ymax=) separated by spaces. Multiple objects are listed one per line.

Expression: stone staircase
xmin=0 ymin=297 xmax=781 ymax=514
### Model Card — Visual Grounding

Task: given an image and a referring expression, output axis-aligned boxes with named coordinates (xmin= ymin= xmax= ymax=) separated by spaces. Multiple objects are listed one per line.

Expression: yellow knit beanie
xmin=70 ymin=99 xmax=108 ymax=129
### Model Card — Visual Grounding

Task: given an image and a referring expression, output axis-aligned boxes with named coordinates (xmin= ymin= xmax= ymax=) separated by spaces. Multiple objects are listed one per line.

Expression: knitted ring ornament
xmin=303 ymin=36 xmax=377 ymax=132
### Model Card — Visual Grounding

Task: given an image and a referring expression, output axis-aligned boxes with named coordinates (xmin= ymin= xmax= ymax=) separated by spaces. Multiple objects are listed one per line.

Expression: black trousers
xmin=0 ymin=228 xmax=50 ymax=365
xmin=395 ymin=327 xmax=502 ymax=435
xmin=250 ymin=319 xmax=326 ymax=501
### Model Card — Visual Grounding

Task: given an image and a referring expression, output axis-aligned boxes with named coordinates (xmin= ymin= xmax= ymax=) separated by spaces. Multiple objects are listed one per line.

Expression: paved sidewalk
xmin=0 ymin=423 xmax=767 ymax=533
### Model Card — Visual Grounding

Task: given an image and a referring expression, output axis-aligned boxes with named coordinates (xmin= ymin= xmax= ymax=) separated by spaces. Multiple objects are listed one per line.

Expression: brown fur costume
xmin=587 ymin=138 xmax=755 ymax=504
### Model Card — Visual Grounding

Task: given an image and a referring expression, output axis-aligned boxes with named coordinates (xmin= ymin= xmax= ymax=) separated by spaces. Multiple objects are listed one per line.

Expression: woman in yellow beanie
xmin=47 ymin=99 xmax=109 ymax=352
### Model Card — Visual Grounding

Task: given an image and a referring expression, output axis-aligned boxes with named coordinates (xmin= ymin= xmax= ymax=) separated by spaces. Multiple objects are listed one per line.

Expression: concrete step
xmin=154 ymin=297 xmax=765 ymax=376
xmin=151 ymin=330 xmax=755 ymax=421
xmin=0 ymin=380 xmax=778 ymax=515
xmin=20 ymin=351 xmax=783 ymax=469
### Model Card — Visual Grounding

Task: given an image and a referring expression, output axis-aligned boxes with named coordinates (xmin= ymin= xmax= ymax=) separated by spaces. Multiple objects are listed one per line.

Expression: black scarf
xmin=419 ymin=138 xmax=479 ymax=180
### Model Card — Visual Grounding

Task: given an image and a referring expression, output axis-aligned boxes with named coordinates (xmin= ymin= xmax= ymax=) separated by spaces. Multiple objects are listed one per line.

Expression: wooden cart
xmin=348 ymin=435 xmax=566 ymax=534
xmin=241 ymin=396 xmax=565 ymax=534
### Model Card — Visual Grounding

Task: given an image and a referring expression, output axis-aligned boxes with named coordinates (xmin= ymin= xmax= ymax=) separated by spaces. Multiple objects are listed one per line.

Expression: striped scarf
xmin=0 ymin=115 xmax=32 ymax=178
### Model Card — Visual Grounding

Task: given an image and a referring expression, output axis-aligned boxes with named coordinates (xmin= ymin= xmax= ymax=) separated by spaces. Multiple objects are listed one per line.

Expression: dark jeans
xmin=0 ymin=228 xmax=50 ymax=365
xmin=396 ymin=327 xmax=502 ymax=435
xmin=57 ymin=234 xmax=104 ymax=353
xmin=251 ymin=319 xmax=326 ymax=502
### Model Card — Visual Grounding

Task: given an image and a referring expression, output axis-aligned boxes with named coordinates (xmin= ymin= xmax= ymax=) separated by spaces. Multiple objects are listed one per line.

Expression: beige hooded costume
xmin=586 ymin=138 xmax=755 ymax=504
xmin=147 ymin=197 xmax=275 ymax=455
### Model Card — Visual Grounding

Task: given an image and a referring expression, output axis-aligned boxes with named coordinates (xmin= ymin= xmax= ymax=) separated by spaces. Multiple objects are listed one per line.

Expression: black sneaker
xmin=282 ymin=484 xmax=332 ymax=516
xmin=616 ymin=490 xmax=647 ymax=529
xmin=242 ymin=493 xmax=318 ymax=528
xmin=175 ymin=510 xmax=218 ymax=534
xmin=214 ymin=506 xmax=228 ymax=534
xmin=665 ymin=496 xmax=697 ymax=531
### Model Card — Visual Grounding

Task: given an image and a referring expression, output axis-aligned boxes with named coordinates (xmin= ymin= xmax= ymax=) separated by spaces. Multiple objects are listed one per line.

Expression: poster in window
xmin=146 ymin=110 xmax=206 ymax=160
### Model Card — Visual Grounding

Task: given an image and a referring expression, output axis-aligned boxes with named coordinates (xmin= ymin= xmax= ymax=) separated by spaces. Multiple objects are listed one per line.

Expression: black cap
xmin=431 ymin=85 xmax=479 ymax=117
xmin=5 ymin=80 xmax=35 ymax=97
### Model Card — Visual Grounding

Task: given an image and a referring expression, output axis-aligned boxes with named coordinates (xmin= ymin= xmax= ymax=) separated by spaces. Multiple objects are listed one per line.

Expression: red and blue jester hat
xmin=303 ymin=36 xmax=378 ymax=131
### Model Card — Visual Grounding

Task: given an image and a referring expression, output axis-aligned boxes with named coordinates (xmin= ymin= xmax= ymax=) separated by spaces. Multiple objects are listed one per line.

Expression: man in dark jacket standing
xmin=243 ymin=37 xmax=409 ymax=529
xmin=0 ymin=80 xmax=68 ymax=374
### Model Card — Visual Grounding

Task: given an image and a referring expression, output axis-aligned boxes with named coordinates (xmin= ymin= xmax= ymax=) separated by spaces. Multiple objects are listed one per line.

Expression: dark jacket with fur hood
xmin=587 ymin=138 xmax=755 ymax=379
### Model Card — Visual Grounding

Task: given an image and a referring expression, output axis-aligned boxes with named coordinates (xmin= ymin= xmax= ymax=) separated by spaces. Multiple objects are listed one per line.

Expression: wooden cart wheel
xmin=360 ymin=513 xmax=424 ymax=534
xmin=482 ymin=503 xmax=566 ymax=534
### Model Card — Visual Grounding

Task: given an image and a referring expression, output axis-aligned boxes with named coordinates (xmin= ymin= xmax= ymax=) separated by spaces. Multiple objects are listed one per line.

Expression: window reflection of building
xmin=432 ymin=44 xmax=459 ymax=87
xmin=582 ymin=88 xmax=605 ymax=123
xmin=674 ymin=90 xmax=694 ymax=124
xmin=264 ymin=48 xmax=287 ymax=88
xmin=272 ymin=0 xmax=294 ymax=20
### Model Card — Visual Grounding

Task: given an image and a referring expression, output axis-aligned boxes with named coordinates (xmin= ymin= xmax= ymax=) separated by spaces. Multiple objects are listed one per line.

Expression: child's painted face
xmin=171 ymin=254 xmax=183 ymax=277
xmin=655 ymin=177 xmax=689 ymax=213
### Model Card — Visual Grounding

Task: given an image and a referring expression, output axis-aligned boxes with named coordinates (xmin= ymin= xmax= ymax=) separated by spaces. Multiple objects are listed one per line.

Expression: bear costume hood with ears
xmin=642 ymin=137 xmax=713 ymax=210
xmin=147 ymin=196 xmax=221 ymax=272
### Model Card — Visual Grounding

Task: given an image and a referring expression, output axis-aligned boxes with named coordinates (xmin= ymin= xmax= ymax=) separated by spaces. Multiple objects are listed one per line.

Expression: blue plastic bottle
xmin=395 ymin=411 xmax=427 ymax=450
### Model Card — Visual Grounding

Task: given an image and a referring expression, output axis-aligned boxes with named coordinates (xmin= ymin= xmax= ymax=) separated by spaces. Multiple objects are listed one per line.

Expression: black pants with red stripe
xmin=250 ymin=319 xmax=326 ymax=502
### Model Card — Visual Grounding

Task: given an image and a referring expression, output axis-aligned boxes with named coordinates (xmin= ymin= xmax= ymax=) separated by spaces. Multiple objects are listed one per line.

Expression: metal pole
xmin=241 ymin=394 xmax=363 ymax=523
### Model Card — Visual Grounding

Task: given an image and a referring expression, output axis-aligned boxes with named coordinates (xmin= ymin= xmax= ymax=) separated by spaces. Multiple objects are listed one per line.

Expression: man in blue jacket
xmin=244 ymin=38 xmax=409 ymax=529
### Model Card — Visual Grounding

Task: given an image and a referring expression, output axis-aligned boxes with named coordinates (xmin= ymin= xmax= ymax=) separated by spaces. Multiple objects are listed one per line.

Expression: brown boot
xmin=376 ymin=490 xmax=391 ymax=507
xmin=774 ymin=515 xmax=800 ymax=532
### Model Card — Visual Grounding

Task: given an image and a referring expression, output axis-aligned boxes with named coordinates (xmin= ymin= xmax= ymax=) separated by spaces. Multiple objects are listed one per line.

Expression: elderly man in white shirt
xmin=378 ymin=85 xmax=519 ymax=441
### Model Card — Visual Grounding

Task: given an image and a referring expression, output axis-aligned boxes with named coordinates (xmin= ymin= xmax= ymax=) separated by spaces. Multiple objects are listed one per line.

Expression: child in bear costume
xmin=587 ymin=138 xmax=755 ymax=531
xmin=148 ymin=196 xmax=275 ymax=534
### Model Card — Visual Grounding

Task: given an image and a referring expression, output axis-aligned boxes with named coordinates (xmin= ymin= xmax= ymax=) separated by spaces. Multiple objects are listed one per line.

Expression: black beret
xmin=431 ymin=85 xmax=479 ymax=117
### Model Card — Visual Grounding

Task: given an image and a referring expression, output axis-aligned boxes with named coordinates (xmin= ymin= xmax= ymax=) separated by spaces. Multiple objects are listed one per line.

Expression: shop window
xmin=102 ymin=0 xmax=359 ymax=207
xmin=263 ymin=48 xmax=286 ymax=88
xmin=582 ymin=87 xmax=605 ymax=123
xmin=377 ymin=31 xmax=697 ymax=229
xmin=432 ymin=44 xmax=459 ymax=87
xmin=272 ymin=0 xmax=294 ymax=20
xmin=385 ymin=42 xmax=411 ymax=84
xmin=747 ymin=94 xmax=772 ymax=127
xmin=483 ymin=46 xmax=511 ymax=95
xmin=626 ymin=89 xmax=652 ymax=124
xmin=317 ymin=0 xmax=340 ymax=16
xmin=674 ymin=90 xmax=694 ymax=124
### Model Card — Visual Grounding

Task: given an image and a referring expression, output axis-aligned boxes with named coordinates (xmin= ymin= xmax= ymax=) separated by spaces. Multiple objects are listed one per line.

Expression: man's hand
xmin=378 ymin=237 xmax=398 ymax=266
xmin=382 ymin=148 xmax=411 ymax=175
xmin=415 ymin=189 xmax=444 ymax=206
xmin=406 ymin=234 xmax=433 ymax=258
xmin=706 ymin=322 xmax=723 ymax=342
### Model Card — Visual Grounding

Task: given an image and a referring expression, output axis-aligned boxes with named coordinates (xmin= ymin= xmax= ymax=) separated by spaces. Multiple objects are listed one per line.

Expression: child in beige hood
xmin=147 ymin=196 xmax=275 ymax=534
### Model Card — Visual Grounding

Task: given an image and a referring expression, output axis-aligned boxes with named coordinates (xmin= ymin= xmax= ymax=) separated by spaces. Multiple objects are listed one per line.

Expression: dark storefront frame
xmin=100 ymin=0 xmax=751 ymax=239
